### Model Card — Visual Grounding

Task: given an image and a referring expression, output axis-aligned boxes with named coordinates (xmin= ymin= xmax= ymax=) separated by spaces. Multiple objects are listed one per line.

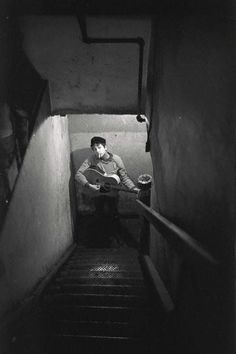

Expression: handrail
xmin=136 ymin=199 xmax=218 ymax=265
xmin=140 ymin=254 xmax=175 ymax=313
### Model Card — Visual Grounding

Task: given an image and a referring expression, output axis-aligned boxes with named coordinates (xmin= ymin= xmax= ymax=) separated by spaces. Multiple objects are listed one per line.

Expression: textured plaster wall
xmin=0 ymin=94 xmax=73 ymax=320
xmin=149 ymin=14 xmax=234 ymax=256
xmin=69 ymin=114 xmax=153 ymax=214
xmin=20 ymin=16 xmax=151 ymax=114
xmin=147 ymin=14 xmax=235 ymax=353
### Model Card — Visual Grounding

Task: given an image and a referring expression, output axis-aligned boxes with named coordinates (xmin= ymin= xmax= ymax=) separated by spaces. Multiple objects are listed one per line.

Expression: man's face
xmin=92 ymin=143 xmax=107 ymax=159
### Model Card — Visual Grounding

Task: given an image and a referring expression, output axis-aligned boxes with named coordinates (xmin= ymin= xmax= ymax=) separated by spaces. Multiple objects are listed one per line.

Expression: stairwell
xmin=8 ymin=246 xmax=165 ymax=354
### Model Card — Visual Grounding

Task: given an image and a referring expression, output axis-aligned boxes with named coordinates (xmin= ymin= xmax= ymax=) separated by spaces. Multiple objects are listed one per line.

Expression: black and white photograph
xmin=0 ymin=0 xmax=235 ymax=353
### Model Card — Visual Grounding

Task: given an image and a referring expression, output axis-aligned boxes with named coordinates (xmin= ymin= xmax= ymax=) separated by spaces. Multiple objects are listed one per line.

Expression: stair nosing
xmin=51 ymin=334 xmax=144 ymax=341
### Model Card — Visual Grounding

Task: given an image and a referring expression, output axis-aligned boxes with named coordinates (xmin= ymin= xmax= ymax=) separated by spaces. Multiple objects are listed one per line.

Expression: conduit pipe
xmin=75 ymin=2 xmax=146 ymax=123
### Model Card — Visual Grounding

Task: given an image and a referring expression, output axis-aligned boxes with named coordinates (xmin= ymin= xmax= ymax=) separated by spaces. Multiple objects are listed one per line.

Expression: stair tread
xmin=53 ymin=277 xmax=145 ymax=286
xmin=49 ymin=333 xmax=153 ymax=354
xmin=64 ymin=264 xmax=141 ymax=270
xmin=47 ymin=285 xmax=146 ymax=289
xmin=55 ymin=274 xmax=144 ymax=280
xmin=59 ymin=271 xmax=143 ymax=278
xmin=44 ymin=293 xmax=148 ymax=299
xmin=44 ymin=304 xmax=151 ymax=310
xmin=54 ymin=319 xmax=147 ymax=325
xmin=46 ymin=284 xmax=147 ymax=296
xmin=72 ymin=248 xmax=138 ymax=253
xmin=52 ymin=320 xmax=150 ymax=336
xmin=51 ymin=334 xmax=144 ymax=340
xmin=43 ymin=293 xmax=149 ymax=307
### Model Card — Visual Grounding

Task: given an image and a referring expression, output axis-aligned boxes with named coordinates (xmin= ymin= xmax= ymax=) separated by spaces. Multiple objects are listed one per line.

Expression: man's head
xmin=90 ymin=136 xmax=107 ymax=159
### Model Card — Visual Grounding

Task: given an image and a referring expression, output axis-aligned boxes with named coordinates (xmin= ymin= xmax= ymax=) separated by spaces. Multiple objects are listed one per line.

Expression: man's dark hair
xmin=90 ymin=136 xmax=106 ymax=147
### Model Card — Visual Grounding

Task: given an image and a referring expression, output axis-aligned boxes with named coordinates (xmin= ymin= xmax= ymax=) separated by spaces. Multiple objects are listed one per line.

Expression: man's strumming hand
xmin=85 ymin=183 xmax=101 ymax=192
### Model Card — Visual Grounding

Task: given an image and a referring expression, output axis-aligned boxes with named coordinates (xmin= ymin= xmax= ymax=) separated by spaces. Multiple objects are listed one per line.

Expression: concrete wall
xmin=146 ymin=13 xmax=235 ymax=354
xmin=0 ymin=92 xmax=73 ymax=321
xmin=20 ymin=16 xmax=151 ymax=114
xmin=69 ymin=114 xmax=153 ymax=214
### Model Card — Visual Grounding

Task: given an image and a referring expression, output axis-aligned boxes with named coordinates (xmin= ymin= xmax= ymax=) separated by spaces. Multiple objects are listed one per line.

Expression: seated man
xmin=75 ymin=136 xmax=139 ymax=245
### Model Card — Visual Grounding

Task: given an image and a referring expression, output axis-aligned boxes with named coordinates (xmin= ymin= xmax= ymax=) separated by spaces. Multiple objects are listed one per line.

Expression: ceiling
xmin=10 ymin=0 xmax=157 ymax=16
xmin=6 ymin=0 xmax=233 ymax=17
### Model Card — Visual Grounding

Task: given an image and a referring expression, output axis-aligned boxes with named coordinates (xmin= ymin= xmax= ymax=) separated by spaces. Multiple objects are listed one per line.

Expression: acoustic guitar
xmin=83 ymin=168 xmax=138 ymax=194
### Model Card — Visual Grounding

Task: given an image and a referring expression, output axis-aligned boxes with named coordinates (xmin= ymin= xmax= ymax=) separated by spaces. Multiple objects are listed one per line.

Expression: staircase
xmin=10 ymin=247 xmax=163 ymax=354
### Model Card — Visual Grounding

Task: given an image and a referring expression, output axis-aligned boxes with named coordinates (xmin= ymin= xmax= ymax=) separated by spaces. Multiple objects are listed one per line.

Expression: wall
xmin=20 ymin=16 xmax=151 ymax=114
xmin=0 ymin=91 xmax=73 ymax=323
xmin=146 ymin=13 xmax=235 ymax=354
xmin=0 ymin=0 xmax=10 ymax=102
xmin=69 ymin=114 xmax=153 ymax=214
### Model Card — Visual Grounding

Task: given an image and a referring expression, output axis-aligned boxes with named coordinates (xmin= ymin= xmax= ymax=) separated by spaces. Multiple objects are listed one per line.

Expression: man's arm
xmin=113 ymin=155 xmax=137 ymax=190
xmin=75 ymin=158 xmax=100 ymax=192
xmin=75 ymin=158 xmax=91 ymax=186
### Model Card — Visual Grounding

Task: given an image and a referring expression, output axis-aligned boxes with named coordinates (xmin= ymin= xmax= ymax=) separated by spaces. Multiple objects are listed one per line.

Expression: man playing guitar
xmin=76 ymin=136 xmax=139 ymax=194
xmin=75 ymin=136 xmax=140 ymax=245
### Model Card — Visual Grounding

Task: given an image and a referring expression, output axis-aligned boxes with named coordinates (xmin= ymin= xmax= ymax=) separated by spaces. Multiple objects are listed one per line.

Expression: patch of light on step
xmin=89 ymin=263 xmax=120 ymax=272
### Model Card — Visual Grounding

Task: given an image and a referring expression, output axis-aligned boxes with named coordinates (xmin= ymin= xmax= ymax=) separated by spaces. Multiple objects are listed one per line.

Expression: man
xmin=75 ymin=136 xmax=139 ymax=245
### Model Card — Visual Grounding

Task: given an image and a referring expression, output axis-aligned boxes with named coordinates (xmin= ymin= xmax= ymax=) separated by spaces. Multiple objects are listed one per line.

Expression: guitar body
xmin=82 ymin=167 xmax=137 ymax=196
xmin=83 ymin=168 xmax=120 ymax=197
xmin=84 ymin=168 xmax=120 ymax=187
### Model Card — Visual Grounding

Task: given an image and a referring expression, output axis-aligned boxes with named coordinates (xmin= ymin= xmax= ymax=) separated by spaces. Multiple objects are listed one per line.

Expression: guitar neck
xmin=100 ymin=184 xmax=138 ymax=194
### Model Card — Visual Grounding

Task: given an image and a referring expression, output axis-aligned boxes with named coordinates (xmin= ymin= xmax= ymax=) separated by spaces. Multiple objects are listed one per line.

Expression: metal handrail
xmin=136 ymin=199 xmax=218 ymax=265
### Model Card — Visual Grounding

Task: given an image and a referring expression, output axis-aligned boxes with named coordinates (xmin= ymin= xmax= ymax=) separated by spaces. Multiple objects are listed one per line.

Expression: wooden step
xmin=62 ymin=263 xmax=141 ymax=271
xmin=52 ymin=319 xmax=150 ymax=338
xmin=53 ymin=276 xmax=144 ymax=286
xmin=12 ymin=334 xmax=152 ymax=354
xmin=43 ymin=293 xmax=148 ymax=307
xmin=47 ymin=334 xmax=151 ymax=354
xmin=58 ymin=269 xmax=143 ymax=278
xmin=43 ymin=305 xmax=151 ymax=322
xmin=46 ymin=283 xmax=147 ymax=296
xmin=71 ymin=248 xmax=138 ymax=255
xmin=68 ymin=257 xmax=140 ymax=265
